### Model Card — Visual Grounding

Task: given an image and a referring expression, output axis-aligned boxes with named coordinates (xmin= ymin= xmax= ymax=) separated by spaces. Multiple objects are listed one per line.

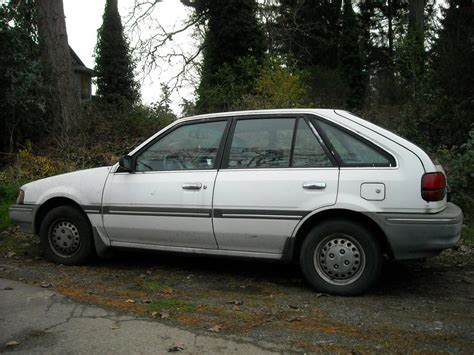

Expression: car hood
xmin=22 ymin=166 xmax=112 ymax=206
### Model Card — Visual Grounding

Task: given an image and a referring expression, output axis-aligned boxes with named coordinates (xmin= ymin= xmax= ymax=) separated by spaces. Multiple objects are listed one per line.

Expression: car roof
xmin=177 ymin=109 xmax=337 ymax=123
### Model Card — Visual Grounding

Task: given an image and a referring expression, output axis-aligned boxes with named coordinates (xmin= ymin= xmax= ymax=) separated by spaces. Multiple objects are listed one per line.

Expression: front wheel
xmin=39 ymin=205 xmax=94 ymax=265
xmin=300 ymin=219 xmax=382 ymax=296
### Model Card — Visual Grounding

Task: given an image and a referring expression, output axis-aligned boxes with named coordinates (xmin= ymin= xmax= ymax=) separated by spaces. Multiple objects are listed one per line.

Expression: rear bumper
xmin=371 ymin=203 xmax=463 ymax=260
xmin=8 ymin=204 xmax=38 ymax=234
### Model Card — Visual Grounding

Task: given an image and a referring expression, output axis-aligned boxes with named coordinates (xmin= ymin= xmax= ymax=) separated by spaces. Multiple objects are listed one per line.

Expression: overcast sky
xmin=63 ymin=0 xmax=196 ymax=115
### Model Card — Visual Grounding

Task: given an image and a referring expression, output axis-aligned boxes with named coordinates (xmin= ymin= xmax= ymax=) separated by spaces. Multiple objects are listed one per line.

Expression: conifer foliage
xmin=340 ymin=0 xmax=366 ymax=110
xmin=95 ymin=0 xmax=139 ymax=105
xmin=195 ymin=0 xmax=266 ymax=113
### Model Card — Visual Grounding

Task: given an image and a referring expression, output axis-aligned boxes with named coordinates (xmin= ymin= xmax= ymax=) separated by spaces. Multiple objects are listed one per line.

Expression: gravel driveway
xmin=1 ymin=229 xmax=473 ymax=353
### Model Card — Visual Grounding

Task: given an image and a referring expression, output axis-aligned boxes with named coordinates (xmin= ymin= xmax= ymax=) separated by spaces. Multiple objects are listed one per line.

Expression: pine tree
xmin=95 ymin=0 xmax=139 ymax=106
xmin=195 ymin=0 xmax=266 ymax=113
xmin=340 ymin=0 xmax=366 ymax=110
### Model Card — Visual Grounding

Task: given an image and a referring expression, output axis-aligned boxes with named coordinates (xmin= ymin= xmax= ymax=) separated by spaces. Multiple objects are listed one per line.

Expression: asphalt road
xmin=0 ymin=279 xmax=283 ymax=354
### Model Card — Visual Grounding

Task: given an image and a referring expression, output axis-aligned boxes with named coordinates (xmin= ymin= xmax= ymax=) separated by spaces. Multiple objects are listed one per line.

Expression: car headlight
xmin=16 ymin=189 xmax=25 ymax=205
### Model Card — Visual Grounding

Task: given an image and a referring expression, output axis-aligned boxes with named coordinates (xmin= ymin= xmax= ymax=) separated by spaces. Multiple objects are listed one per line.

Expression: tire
xmin=39 ymin=205 xmax=94 ymax=265
xmin=299 ymin=219 xmax=382 ymax=296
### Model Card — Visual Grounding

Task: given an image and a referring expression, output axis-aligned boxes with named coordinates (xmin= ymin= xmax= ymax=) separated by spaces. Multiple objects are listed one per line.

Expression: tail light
xmin=421 ymin=172 xmax=446 ymax=202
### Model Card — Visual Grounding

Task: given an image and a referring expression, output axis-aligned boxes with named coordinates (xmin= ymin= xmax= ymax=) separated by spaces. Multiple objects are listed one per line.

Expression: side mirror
xmin=118 ymin=155 xmax=133 ymax=172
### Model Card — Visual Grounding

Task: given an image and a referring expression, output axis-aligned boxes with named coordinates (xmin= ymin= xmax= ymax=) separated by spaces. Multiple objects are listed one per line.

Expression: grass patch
xmin=0 ymin=183 xmax=19 ymax=232
xmin=148 ymin=299 xmax=196 ymax=313
xmin=142 ymin=280 xmax=170 ymax=292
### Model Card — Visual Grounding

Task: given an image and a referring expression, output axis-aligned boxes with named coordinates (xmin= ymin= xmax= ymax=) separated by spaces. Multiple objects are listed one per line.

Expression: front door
xmin=102 ymin=119 xmax=229 ymax=248
xmin=213 ymin=116 xmax=339 ymax=254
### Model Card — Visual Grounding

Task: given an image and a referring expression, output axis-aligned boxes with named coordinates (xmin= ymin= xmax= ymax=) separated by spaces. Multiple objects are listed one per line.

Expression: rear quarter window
xmin=316 ymin=120 xmax=395 ymax=167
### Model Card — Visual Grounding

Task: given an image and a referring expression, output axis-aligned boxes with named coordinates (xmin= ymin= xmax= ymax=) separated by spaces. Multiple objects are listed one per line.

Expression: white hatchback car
xmin=9 ymin=109 xmax=463 ymax=295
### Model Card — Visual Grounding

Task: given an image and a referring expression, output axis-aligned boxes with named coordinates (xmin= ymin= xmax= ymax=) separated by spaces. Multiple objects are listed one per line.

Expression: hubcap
xmin=49 ymin=220 xmax=81 ymax=258
xmin=314 ymin=234 xmax=366 ymax=286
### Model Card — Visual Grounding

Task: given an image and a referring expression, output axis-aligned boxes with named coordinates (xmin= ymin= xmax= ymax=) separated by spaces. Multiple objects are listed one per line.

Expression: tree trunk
xmin=35 ymin=0 xmax=82 ymax=148
xmin=409 ymin=0 xmax=425 ymax=45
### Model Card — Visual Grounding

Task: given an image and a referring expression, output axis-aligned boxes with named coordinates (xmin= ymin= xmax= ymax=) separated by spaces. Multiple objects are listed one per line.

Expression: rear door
xmin=212 ymin=115 xmax=339 ymax=254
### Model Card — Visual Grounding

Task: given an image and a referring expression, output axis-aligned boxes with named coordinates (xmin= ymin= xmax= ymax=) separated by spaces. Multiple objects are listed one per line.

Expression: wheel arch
xmin=291 ymin=208 xmax=393 ymax=261
xmin=34 ymin=197 xmax=88 ymax=234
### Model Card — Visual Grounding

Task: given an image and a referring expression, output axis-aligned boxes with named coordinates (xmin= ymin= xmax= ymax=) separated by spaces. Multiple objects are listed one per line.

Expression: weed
xmin=462 ymin=223 xmax=474 ymax=245
xmin=148 ymin=299 xmax=196 ymax=313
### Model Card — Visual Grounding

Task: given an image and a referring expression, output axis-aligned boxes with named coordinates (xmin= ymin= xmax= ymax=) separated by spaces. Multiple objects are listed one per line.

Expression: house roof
xmin=70 ymin=46 xmax=97 ymax=77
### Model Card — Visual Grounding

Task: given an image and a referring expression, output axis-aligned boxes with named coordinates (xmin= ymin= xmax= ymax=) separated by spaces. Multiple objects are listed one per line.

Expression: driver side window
xmin=135 ymin=120 xmax=227 ymax=171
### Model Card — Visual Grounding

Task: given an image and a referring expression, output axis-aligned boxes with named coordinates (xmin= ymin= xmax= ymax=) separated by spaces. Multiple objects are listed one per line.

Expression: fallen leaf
xmin=208 ymin=325 xmax=222 ymax=333
xmin=142 ymin=299 xmax=151 ymax=304
xmin=287 ymin=304 xmax=299 ymax=309
xmin=40 ymin=283 xmax=52 ymax=288
xmin=232 ymin=305 xmax=240 ymax=311
xmin=159 ymin=311 xmax=170 ymax=319
xmin=125 ymin=299 xmax=135 ymax=303
xmin=151 ymin=311 xmax=159 ymax=319
xmin=286 ymin=317 xmax=302 ymax=322
xmin=161 ymin=287 xmax=174 ymax=295
xmin=6 ymin=341 xmax=19 ymax=347
xmin=168 ymin=344 xmax=185 ymax=352
xmin=5 ymin=252 xmax=16 ymax=258
xmin=226 ymin=300 xmax=243 ymax=305
xmin=4 ymin=287 xmax=13 ymax=290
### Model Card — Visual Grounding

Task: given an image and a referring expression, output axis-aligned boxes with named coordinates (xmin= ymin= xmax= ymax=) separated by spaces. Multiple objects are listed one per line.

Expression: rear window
xmin=316 ymin=120 xmax=395 ymax=167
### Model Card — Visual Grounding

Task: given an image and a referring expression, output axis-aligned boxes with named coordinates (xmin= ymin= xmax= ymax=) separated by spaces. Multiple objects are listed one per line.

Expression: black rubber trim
xmin=214 ymin=209 xmax=309 ymax=220
xmin=289 ymin=118 xmax=299 ymax=167
xmin=81 ymin=205 xmax=101 ymax=214
xmin=102 ymin=206 xmax=212 ymax=218
xmin=94 ymin=205 xmax=309 ymax=220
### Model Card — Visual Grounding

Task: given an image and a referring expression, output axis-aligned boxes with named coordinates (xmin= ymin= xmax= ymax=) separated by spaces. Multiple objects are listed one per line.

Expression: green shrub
xmin=0 ymin=183 xmax=18 ymax=231
xmin=436 ymin=129 xmax=474 ymax=218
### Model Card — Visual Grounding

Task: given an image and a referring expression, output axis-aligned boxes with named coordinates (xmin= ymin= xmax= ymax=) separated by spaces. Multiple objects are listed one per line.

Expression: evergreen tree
xmin=95 ymin=0 xmax=139 ymax=105
xmin=276 ymin=0 xmax=342 ymax=70
xmin=0 ymin=0 xmax=48 ymax=154
xmin=195 ymin=0 xmax=266 ymax=113
xmin=340 ymin=0 xmax=366 ymax=110
xmin=429 ymin=0 xmax=473 ymax=147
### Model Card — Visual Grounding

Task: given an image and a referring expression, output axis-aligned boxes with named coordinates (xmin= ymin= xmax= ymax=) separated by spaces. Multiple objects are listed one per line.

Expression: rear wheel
xmin=39 ymin=205 xmax=94 ymax=265
xmin=300 ymin=219 xmax=382 ymax=296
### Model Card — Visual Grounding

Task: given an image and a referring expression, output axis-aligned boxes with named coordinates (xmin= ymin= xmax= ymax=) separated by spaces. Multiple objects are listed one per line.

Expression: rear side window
xmin=292 ymin=119 xmax=333 ymax=168
xmin=317 ymin=120 xmax=395 ymax=167
xmin=227 ymin=118 xmax=294 ymax=168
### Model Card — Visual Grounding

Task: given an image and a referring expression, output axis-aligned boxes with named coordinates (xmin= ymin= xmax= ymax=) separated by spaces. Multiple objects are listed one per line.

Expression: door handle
xmin=182 ymin=183 xmax=202 ymax=190
xmin=302 ymin=182 xmax=326 ymax=190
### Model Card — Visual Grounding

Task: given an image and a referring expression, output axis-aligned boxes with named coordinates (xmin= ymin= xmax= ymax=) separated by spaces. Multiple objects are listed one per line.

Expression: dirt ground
xmin=1 ymin=228 xmax=473 ymax=353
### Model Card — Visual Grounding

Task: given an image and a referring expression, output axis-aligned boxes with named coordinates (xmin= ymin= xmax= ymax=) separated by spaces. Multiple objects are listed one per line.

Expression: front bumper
xmin=372 ymin=203 xmax=463 ymax=260
xmin=8 ymin=204 xmax=38 ymax=234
